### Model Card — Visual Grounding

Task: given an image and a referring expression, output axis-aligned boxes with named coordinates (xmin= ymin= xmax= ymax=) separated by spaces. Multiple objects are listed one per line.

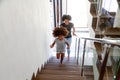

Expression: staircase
xmin=34 ymin=57 xmax=89 ymax=80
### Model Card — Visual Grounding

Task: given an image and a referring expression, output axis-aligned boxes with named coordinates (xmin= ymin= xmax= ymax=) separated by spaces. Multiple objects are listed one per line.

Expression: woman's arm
xmin=72 ymin=26 xmax=77 ymax=36
xmin=65 ymin=41 xmax=70 ymax=49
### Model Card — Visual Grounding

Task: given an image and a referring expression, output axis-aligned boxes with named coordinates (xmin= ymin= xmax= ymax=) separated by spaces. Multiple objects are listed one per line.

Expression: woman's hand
xmin=67 ymin=46 xmax=70 ymax=49
xmin=73 ymin=33 xmax=77 ymax=36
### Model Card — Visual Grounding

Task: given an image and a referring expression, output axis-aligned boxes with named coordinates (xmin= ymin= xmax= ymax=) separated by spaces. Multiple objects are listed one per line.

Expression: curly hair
xmin=62 ymin=15 xmax=71 ymax=21
xmin=52 ymin=27 xmax=69 ymax=37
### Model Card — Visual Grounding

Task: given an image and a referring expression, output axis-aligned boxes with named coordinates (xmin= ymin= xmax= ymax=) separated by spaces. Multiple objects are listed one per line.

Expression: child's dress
xmin=55 ymin=38 xmax=68 ymax=53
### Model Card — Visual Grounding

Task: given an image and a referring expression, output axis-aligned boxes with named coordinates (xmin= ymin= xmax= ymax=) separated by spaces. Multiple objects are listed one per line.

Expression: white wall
xmin=0 ymin=0 xmax=52 ymax=80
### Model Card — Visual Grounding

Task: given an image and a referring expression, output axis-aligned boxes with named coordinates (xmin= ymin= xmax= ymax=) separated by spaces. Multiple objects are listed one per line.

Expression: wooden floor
xmin=35 ymin=57 xmax=94 ymax=80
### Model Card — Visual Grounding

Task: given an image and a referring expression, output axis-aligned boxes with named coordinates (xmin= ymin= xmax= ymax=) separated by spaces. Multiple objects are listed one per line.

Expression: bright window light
xmin=102 ymin=0 xmax=118 ymax=12
xmin=67 ymin=0 xmax=88 ymax=27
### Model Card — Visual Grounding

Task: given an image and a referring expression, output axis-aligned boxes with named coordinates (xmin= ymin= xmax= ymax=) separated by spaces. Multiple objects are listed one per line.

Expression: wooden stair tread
xmin=48 ymin=58 xmax=77 ymax=63
xmin=47 ymin=60 xmax=78 ymax=63
xmin=84 ymin=71 xmax=94 ymax=76
xmin=35 ymin=57 xmax=90 ymax=80
xmin=49 ymin=57 xmax=77 ymax=61
xmin=83 ymin=66 xmax=94 ymax=76
xmin=47 ymin=62 xmax=78 ymax=66
xmin=44 ymin=66 xmax=80 ymax=71
xmin=45 ymin=63 xmax=79 ymax=67
xmin=45 ymin=63 xmax=80 ymax=67
xmin=37 ymin=74 xmax=85 ymax=80
xmin=40 ymin=69 xmax=81 ymax=75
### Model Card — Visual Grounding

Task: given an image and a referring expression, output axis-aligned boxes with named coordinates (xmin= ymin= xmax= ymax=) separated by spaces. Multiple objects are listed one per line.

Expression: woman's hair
xmin=52 ymin=27 xmax=69 ymax=37
xmin=62 ymin=15 xmax=71 ymax=21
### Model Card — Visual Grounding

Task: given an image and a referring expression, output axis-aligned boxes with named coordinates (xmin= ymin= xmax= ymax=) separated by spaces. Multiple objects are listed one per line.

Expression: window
xmin=102 ymin=0 xmax=118 ymax=12
xmin=67 ymin=0 xmax=88 ymax=27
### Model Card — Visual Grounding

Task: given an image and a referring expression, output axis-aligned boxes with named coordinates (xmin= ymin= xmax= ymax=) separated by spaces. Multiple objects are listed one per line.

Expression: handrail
xmin=76 ymin=36 xmax=120 ymax=47
xmin=75 ymin=36 xmax=120 ymax=80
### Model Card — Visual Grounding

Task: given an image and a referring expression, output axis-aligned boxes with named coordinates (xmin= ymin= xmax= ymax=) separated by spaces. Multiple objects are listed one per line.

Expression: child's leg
xmin=56 ymin=53 xmax=60 ymax=59
xmin=60 ymin=53 xmax=65 ymax=64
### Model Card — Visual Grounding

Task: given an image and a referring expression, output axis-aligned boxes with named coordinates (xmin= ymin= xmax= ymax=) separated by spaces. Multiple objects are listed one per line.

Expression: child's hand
xmin=50 ymin=45 xmax=53 ymax=48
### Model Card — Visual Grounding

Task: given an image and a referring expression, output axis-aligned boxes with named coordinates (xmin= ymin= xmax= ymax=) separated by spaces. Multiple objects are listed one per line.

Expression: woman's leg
xmin=66 ymin=37 xmax=72 ymax=60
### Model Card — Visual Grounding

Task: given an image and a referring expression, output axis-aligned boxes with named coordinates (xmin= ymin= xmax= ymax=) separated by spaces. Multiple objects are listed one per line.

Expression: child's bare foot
xmin=60 ymin=59 xmax=63 ymax=64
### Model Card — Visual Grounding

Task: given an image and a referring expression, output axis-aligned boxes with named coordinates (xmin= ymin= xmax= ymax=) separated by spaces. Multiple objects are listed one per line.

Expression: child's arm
xmin=50 ymin=41 xmax=55 ymax=48
xmin=65 ymin=41 xmax=70 ymax=49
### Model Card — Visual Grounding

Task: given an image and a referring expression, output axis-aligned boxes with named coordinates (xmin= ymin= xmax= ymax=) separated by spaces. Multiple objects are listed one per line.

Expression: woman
xmin=60 ymin=15 xmax=76 ymax=60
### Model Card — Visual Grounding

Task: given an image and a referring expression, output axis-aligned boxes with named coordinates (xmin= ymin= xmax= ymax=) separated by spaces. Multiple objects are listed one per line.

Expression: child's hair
xmin=52 ymin=27 xmax=69 ymax=37
xmin=62 ymin=15 xmax=71 ymax=21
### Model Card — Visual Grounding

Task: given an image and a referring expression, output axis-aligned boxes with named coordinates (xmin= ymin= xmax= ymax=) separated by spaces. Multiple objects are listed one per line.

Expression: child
xmin=50 ymin=27 xmax=70 ymax=64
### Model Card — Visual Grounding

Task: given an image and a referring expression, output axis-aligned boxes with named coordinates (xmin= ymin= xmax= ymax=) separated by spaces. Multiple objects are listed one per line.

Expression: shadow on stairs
xmin=32 ymin=57 xmax=94 ymax=80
